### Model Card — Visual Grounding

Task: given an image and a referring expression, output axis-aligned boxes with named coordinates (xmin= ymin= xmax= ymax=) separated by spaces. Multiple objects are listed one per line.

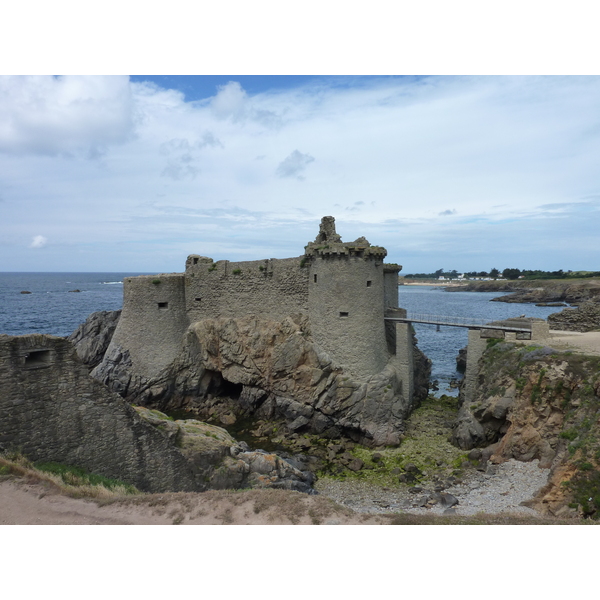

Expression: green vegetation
xmin=35 ymin=462 xmax=137 ymax=493
xmin=232 ymin=269 xmax=242 ymax=275
xmin=530 ymin=369 xmax=546 ymax=403
xmin=151 ymin=279 xmax=161 ymax=285
xmin=0 ymin=452 xmax=139 ymax=499
xmin=317 ymin=395 xmax=467 ymax=487
xmin=404 ymin=268 xmax=600 ymax=280
xmin=560 ymin=429 xmax=579 ymax=441
xmin=208 ymin=264 xmax=217 ymax=272
xmin=565 ymin=468 xmax=600 ymax=518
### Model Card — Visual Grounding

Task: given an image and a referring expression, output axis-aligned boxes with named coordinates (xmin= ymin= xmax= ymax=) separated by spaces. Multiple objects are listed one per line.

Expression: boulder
xmin=136 ymin=408 xmax=316 ymax=494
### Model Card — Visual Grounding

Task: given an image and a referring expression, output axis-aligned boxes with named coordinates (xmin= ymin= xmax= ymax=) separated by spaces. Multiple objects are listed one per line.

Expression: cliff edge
xmin=452 ymin=339 xmax=600 ymax=518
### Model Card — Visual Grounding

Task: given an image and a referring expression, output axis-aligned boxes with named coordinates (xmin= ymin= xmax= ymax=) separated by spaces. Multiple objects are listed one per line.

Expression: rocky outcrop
xmin=451 ymin=340 xmax=600 ymax=518
xmin=456 ymin=347 xmax=467 ymax=373
xmin=548 ymin=302 xmax=600 ymax=332
xmin=68 ymin=310 xmax=121 ymax=369
xmin=492 ymin=283 xmax=600 ymax=305
xmin=91 ymin=314 xmax=429 ymax=447
xmin=134 ymin=407 xmax=314 ymax=493
xmin=0 ymin=334 xmax=316 ymax=495
xmin=446 ymin=279 xmax=600 ymax=305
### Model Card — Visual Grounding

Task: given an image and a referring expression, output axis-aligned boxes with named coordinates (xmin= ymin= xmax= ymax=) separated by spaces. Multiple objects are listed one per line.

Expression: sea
xmin=0 ymin=273 xmax=563 ymax=396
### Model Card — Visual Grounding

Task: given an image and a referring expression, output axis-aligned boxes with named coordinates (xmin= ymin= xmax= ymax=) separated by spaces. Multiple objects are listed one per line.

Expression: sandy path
xmin=0 ymin=479 xmax=387 ymax=525
xmin=548 ymin=330 xmax=600 ymax=356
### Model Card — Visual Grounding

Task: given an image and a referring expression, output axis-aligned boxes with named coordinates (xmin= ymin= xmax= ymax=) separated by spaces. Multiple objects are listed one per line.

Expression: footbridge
xmin=384 ymin=310 xmax=551 ymax=404
xmin=384 ymin=313 xmax=532 ymax=333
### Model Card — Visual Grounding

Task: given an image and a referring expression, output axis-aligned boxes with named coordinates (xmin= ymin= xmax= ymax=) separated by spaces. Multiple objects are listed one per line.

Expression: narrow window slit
xmin=158 ymin=302 xmax=168 ymax=309
xmin=339 ymin=312 xmax=349 ymax=318
xmin=24 ymin=349 xmax=52 ymax=368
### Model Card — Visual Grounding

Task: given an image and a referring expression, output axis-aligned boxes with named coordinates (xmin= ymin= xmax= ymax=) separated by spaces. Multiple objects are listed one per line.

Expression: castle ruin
xmin=93 ymin=216 xmax=428 ymax=445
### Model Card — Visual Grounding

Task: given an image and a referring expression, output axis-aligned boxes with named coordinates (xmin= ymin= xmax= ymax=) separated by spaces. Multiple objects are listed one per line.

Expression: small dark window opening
xmin=193 ymin=257 xmax=199 ymax=265
xmin=24 ymin=349 xmax=52 ymax=368
xmin=366 ymin=280 xmax=372 ymax=287
xmin=158 ymin=302 xmax=168 ymax=309
xmin=339 ymin=311 xmax=349 ymax=318
xmin=314 ymin=274 xmax=318 ymax=283
xmin=195 ymin=297 xmax=202 ymax=302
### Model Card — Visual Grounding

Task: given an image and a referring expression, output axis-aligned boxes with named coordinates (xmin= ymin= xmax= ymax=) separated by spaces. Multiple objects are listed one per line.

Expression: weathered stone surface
xmin=0 ymin=335 xmax=317 ymax=495
xmin=347 ymin=458 xmax=364 ymax=472
xmin=456 ymin=346 xmax=467 ymax=373
xmin=451 ymin=339 xmax=600 ymax=517
xmin=68 ymin=310 xmax=121 ymax=369
xmin=134 ymin=408 xmax=315 ymax=493
xmin=0 ymin=334 xmax=198 ymax=493
xmin=94 ymin=314 xmax=429 ymax=447
xmin=440 ymin=493 xmax=459 ymax=508
xmin=548 ymin=301 xmax=600 ymax=332
xmin=86 ymin=217 xmax=431 ymax=449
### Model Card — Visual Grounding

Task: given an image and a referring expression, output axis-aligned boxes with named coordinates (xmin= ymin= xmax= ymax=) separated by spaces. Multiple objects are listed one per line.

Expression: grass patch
xmin=0 ymin=452 xmax=139 ymax=499
xmin=35 ymin=462 xmax=137 ymax=493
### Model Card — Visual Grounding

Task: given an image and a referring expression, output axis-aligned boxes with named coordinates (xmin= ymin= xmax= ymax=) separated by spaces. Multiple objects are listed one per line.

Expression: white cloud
xmin=276 ymin=150 xmax=315 ymax=179
xmin=210 ymin=81 xmax=247 ymax=119
xmin=2 ymin=75 xmax=600 ymax=272
xmin=30 ymin=235 xmax=47 ymax=248
xmin=0 ymin=75 xmax=134 ymax=157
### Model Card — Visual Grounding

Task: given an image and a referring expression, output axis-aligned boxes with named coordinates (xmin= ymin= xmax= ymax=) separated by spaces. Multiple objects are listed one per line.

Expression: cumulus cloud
xmin=210 ymin=81 xmax=247 ymax=119
xmin=30 ymin=235 xmax=47 ymax=248
xmin=2 ymin=76 xmax=600 ymax=272
xmin=276 ymin=150 xmax=315 ymax=180
xmin=0 ymin=76 xmax=135 ymax=156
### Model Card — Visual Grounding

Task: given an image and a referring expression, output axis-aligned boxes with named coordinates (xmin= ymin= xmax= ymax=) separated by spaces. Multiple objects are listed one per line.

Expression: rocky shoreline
xmin=316 ymin=459 xmax=549 ymax=517
xmin=445 ymin=278 xmax=600 ymax=306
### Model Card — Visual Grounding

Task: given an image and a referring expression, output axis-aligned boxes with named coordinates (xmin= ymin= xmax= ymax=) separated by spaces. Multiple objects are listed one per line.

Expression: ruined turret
xmin=305 ymin=216 xmax=397 ymax=379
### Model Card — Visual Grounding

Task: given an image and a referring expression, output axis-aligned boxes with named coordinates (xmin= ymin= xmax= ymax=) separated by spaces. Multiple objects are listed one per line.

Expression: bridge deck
xmin=385 ymin=314 xmax=531 ymax=333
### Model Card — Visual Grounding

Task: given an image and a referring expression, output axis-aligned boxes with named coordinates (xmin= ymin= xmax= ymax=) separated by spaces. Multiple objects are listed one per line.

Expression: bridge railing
xmin=385 ymin=313 xmax=532 ymax=332
xmin=399 ymin=313 xmax=490 ymax=327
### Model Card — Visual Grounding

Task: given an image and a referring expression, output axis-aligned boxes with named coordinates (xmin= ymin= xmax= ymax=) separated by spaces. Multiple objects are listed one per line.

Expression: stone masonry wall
xmin=0 ymin=334 xmax=199 ymax=493
xmin=108 ymin=273 xmax=189 ymax=378
xmin=308 ymin=254 xmax=389 ymax=380
xmin=184 ymin=256 xmax=309 ymax=322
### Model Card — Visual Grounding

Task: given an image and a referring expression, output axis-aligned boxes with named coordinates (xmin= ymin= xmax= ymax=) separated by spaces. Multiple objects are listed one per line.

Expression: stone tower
xmin=305 ymin=216 xmax=391 ymax=380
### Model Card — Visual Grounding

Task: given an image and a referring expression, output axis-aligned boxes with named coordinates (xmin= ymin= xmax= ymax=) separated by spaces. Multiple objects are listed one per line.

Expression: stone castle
xmin=92 ymin=216 xmax=428 ymax=445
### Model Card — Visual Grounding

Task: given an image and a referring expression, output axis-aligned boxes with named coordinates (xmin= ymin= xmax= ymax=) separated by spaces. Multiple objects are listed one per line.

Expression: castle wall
xmin=184 ymin=256 xmax=309 ymax=321
xmin=394 ymin=322 xmax=414 ymax=399
xmin=108 ymin=274 xmax=189 ymax=377
xmin=0 ymin=334 xmax=199 ymax=492
xmin=308 ymin=255 xmax=388 ymax=379
xmin=383 ymin=270 xmax=399 ymax=309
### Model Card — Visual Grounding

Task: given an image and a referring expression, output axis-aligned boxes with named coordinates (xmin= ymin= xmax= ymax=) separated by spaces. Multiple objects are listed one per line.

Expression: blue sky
xmin=1 ymin=74 xmax=599 ymax=274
